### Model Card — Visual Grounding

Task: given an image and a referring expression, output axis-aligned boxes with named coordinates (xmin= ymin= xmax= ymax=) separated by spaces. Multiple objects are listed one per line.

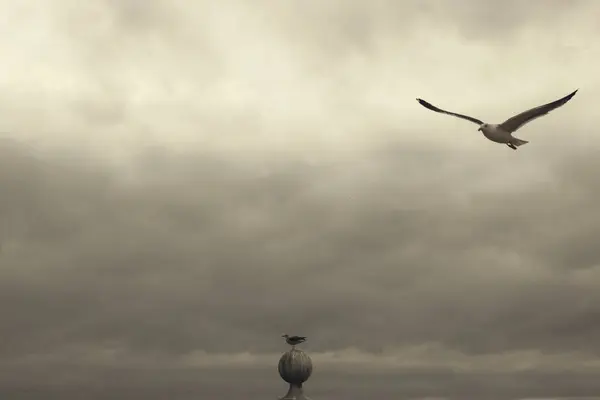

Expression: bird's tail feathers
xmin=512 ymin=138 xmax=529 ymax=147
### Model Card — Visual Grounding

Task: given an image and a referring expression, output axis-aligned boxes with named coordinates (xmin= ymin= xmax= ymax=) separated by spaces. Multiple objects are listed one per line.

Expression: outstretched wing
xmin=416 ymin=98 xmax=483 ymax=126
xmin=498 ymin=89 xmax=578 ymax=133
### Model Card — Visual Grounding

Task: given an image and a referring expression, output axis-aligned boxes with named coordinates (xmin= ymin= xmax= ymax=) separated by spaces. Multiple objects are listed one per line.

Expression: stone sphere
xmin=278 ymin=348 xmax=313 ymax=384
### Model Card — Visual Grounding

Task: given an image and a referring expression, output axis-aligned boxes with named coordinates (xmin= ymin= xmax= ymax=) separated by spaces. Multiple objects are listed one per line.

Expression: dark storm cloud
xmin=2 ymin=135 xmax=600 ymax=363
xmin=1 ymin=364 xmax=600 ymax=399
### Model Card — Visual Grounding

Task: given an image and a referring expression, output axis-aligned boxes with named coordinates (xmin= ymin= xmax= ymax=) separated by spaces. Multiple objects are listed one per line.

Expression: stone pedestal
xmin=280 ymin=382 xmax=309 ymax=400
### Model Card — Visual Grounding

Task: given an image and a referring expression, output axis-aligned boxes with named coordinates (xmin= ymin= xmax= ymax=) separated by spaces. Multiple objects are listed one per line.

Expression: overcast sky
xmin=1 ymin=0 xmax=600 ymax=399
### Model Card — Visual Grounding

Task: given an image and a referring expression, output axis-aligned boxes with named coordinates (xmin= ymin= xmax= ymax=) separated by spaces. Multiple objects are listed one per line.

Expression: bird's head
xmin=281 ymin=334 xmax=288 ymax=338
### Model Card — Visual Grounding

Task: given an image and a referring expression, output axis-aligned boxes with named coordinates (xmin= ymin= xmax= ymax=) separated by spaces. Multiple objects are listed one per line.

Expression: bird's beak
xmin=477 ymin=127 xmax=482 ymax=131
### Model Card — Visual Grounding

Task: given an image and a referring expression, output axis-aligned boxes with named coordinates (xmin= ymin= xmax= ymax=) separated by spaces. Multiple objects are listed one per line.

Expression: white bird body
xmin=417 ymin=89 xmax=578 ymax=150
xmin=479 ymin=124 xmax=511 ymax=143
xmin=479 ymin=123 xmax=528 ymax=148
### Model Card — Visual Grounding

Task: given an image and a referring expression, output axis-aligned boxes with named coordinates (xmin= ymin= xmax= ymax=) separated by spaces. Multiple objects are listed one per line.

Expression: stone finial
xmin=278 ymin=348 xmax=313 ymax=400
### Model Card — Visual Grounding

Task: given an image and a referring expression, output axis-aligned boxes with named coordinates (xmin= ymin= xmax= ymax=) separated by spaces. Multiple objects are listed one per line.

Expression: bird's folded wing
xmin=498 ymin=89 xmax=578 ymax=133
xmin=416 ymin=98 xmax=483 ymax=126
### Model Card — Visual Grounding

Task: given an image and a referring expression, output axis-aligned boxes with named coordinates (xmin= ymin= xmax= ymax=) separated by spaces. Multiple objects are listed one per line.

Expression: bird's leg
xmin=507 ymin=143 xmax=517 ymax=150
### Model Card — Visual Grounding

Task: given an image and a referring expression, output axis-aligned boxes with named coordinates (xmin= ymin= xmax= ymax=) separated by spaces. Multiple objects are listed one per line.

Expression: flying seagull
xmin=282 ymin=334 xmax=306 ymax=348
xmin=416 ymin=89 xmax=578 ymax=150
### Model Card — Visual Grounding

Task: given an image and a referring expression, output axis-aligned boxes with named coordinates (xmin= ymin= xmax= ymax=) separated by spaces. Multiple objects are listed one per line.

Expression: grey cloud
xmin=224 ymin=0 xmax=594 ymax=63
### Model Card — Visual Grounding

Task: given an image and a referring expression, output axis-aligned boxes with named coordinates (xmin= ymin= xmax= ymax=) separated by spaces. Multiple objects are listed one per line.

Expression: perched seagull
xmin=282 ymin=334 xmax=307 ymax=348
xmin=416 ymin=89 xmax=578 ymax=150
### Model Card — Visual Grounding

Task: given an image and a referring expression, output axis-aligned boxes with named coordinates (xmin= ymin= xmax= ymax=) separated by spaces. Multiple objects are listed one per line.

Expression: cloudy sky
xmin=1 ymin=0 xmax=600 ymax=399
